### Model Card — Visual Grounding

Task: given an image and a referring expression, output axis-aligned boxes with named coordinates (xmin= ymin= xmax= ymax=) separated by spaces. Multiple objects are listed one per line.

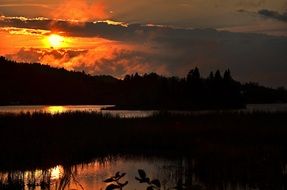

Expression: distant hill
xmin=0 ymin=56 xmax=120 ymax=105
xmin=0 ymin=56 xmax=286 ymax=109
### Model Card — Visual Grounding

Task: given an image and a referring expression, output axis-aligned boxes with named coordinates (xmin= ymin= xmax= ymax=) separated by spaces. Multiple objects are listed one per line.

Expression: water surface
xmin=0 ymin=104 xmax=286 ymax=118
xmin=0 ymin=105 xmax=156 ymax=118
xmin=1 ymin=155 xmax=286 ymax=190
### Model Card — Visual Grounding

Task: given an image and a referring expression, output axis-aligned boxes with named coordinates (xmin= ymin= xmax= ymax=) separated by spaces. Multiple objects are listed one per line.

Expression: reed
xmin=0 ymin=111 xmax=287 ymax=171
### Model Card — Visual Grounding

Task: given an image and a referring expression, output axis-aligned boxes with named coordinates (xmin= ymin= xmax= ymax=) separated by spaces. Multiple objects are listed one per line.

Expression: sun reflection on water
xmin=46 ymin=106 xmax=67 ymax=114
xmin=51 ymin=165 xmax=63 ymax=180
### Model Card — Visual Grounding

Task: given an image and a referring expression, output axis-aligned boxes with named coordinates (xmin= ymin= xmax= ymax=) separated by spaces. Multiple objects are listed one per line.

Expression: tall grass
xmin=0 ymin=111 xmax=287 ymax=170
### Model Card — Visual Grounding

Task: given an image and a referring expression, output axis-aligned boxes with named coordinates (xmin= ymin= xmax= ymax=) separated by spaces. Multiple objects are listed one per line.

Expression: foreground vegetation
xmin=0 ymin=111 xmax=287 ymax=171
xmin=1 ymin=111 xmax=287 ymax=189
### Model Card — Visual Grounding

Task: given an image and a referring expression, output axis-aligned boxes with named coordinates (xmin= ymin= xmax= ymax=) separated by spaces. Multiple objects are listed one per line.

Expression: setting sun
xmin=47 ymin=34 xmax=64 ymax=48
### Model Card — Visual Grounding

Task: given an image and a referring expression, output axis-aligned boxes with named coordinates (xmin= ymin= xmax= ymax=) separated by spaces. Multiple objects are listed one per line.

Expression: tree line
xmin=0 ymin=56 xmax=286 ymax=109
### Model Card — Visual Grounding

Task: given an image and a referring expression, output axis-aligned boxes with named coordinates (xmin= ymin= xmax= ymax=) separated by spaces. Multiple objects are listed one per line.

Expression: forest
xmin=0 ymin=56 xmax=286 ymax=109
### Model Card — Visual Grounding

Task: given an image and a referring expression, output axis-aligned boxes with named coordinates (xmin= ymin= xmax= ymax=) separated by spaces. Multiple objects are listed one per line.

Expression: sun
xmin=47 ymin=34 xmax=64 ymax=48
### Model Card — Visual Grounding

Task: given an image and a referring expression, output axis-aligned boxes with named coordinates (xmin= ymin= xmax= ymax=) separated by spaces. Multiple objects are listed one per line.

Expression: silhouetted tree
xmin=208 ymin=72 xmax=214 ymax=80
xmin=214 ymin=70 xmax=222 ymax=81
xmin=124 ymin=75 xmax=131 ymax=81
xmin=187 ymin=67 xmax=200 ymax=82
xmin=223 ymin=69 xmax=232 ymax=81
xmin=1 ymin=56 xmax=286 ymax=109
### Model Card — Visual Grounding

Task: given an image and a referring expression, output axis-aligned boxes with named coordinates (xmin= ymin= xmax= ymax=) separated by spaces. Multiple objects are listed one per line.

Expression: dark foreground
xmin=0 ymin=111 xmax=287 ymax=168
xmin=1 ymin=111 xmax=287 ymax=189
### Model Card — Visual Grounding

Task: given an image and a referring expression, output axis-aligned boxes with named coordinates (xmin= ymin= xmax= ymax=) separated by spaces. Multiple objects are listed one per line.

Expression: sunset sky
xmin=0 ymin=0 xmax=287 ymax=87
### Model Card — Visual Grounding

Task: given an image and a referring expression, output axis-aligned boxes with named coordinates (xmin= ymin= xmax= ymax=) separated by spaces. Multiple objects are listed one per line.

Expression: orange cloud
xmin=6 ymin=42 xmax=169 ymax=79
xmin=52 ymin=0 xmax=108 ymax=22
xmin=1 ymin=27 xmax=50 ymax=36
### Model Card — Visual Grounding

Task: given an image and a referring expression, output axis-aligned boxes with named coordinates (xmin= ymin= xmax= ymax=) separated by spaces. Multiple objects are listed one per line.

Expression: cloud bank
xmin=1 ymin=16 xmax=287 ymax=87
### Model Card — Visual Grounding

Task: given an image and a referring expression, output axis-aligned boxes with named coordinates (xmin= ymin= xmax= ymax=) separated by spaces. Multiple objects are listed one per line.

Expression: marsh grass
xmin=0 ymin=111 xmax=287 ymax=171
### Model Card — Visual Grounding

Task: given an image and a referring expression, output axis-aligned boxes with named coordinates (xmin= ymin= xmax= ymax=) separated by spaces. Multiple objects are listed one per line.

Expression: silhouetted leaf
xmin=135 ymin=176 xmax=150 ymax=183
xmin=103 ymin=177 xmax=114 ymax=183
xmin=135 ymin=177 xmax=143 ymax=183
xmin=138 ymin=169 xmax=146 ymax=179
xmin=147 ymin=186 xmax=154 ymax=190
xmin=151 ymin=179 xmax=161 ymax=188
xmin=115 ymin=172 xmax=120 ymax=178
xmin=105 ymin=184 xmax=120 ymax=190
xmin=145 ymin=177 xmax=150 ymax=183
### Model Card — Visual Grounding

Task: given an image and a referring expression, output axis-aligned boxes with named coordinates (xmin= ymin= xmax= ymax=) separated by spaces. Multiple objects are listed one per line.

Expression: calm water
xmin=0 ymin=104 xmax=286 ymax=118
xmin=1 ymin=155 xmax=286 ymax=190
xmin=0 ymin=156 xmax=184 ymax=190
xmin=0 ymin=105 xmax=156 ymax=118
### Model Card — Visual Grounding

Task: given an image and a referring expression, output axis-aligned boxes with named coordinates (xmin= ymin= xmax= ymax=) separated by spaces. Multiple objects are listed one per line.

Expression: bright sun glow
xmin=47 ymin=106 xmax=67 ymax=114
xmin=48 ymin=34 xmax=64 ymax=48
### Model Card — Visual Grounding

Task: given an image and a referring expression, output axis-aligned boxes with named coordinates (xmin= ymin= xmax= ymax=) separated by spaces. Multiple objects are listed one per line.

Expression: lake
xmin=0 ymin=156 xmax=184 ymax=190
xmin=1 ymin=155 xmax=286 ymax=190
xmin=0 ymin=104 xmax=287 ymax=118
xmin=1 ymin=105 xmax=287 ymax=189
xmin=0 ymin=105 xmax=156 ymax=118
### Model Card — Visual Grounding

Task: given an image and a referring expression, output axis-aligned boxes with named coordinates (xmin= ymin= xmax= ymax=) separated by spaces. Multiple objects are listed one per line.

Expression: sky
xmin=0 ymin=0 xmax=287 ymax=87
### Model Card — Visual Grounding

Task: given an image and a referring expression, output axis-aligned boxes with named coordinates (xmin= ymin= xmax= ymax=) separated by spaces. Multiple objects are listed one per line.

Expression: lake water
xmin=1 ymin=104 xmax=287 ymax=189
xmin=1 ymin=155 xmax=286 ymax=190
xmin=0 ymin=105 xmax=156 ymax=118
xmin=0 ymin=156 xmax=184 ymax=190
xmin=0 ymin=104 xmax=286 ymax=118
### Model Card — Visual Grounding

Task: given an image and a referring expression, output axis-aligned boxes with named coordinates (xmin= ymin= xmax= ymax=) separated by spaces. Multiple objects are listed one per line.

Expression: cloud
xmin=1 ymin=16 xmax=287 ymax=87
xmin=6 ymin=48 xmax=86 ymax=64
xmin=258 ymin=9 xmax=287 ymax=22
xmin=0 ymin=27 xmax=50 ymax=36
xmin=52 ymin=0 xmax=108 ymax=22
xmin=6 ymin=46 xmax=168 ymax=78
xmin=1 ymin=0 xmax=287 ymax=29
xmin=0 ymin=4 xmax=50 ymax=8
xmin=0 ymin=16 xmax=130 ymax=40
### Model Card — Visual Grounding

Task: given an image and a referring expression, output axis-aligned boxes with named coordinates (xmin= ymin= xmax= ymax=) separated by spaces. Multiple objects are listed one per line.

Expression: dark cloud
xmin=0 ymin=16 xmax=184 ymax=42
xmin=258 ymin=9 xmax=287 ymax=22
